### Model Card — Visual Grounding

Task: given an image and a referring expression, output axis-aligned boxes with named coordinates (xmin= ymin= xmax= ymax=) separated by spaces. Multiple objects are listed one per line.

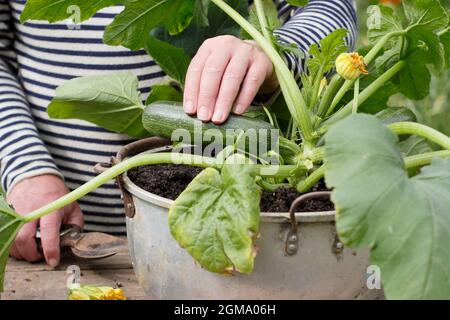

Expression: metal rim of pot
xmin=94 ymin=137 xmax=339 ymax=255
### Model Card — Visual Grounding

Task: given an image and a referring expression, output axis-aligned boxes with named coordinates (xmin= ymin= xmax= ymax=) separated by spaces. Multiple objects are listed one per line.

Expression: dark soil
xmin=127 ymin=164 xmax=334 ymax=213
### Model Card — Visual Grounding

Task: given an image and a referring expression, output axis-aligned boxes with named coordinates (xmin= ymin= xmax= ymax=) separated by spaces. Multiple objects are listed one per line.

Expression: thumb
xmin=39 ymin=213 xmax=63 ymax=267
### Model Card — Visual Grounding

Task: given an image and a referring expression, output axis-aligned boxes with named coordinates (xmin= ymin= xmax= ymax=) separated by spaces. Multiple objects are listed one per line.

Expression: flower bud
xmin=335 ymin=52 xmax=368 ymax=80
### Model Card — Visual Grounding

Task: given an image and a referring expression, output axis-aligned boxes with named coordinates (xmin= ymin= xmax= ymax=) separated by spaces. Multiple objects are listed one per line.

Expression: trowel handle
xmin=36 ymin=224 xmax=83 ymax=250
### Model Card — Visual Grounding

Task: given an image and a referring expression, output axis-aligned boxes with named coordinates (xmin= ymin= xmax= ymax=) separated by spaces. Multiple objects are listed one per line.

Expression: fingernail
xmin=234 ymin=104 xmax=244 ymax=114
xmin=49 ymin=258 xmax=58 ymax=268
xmin=197 ymin=106 xmax=209 ymax=121
xmin=212 ymin=110 xmax=224 ymax=123
xmin=184 ymin=100 xmax=194 ymax=114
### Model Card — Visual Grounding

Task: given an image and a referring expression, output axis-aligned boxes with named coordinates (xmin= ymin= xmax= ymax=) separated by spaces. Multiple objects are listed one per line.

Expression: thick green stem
xmin=388 ymin=122 xmax=450 ymax=151
xmin=322 ymin=60 xmax=406 ymax=129
xmin=297 ymin=165 xmax=325 ymax=193
xmin=309 ymin=66 xmax=325 ymax=110
xmin=327 ymin=31 xmax=406 ymax=116
xmin=296 ymin=150 xmax=450 ymax=194
xmin=211 ymin=0 xmax=315 ymax=143
xmin=24 ymin=153 xmax=297 ymax=223
xmin=404 ymin=151 xmax=450 ymax=168
xmin=352 ymin=78 xmax=360 ymax=114
xmin=316 ymin=74 xmax=343 ymax=119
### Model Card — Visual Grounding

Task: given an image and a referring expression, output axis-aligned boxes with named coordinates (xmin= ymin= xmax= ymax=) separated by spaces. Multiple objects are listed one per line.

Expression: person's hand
xmin=183 ymin=36 xmax=278 ymax=124
xmin=7 ymin=175 xmax=84 ymax=267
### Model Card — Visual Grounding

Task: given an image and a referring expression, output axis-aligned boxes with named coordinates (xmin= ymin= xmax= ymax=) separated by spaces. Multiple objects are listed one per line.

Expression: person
xmin=0 ymin=0 xmax=357 ymax=267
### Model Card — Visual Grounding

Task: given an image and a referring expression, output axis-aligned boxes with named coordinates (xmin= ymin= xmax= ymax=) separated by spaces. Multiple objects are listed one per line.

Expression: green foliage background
xmin=357 ymin=0 xmax=450 ymax=137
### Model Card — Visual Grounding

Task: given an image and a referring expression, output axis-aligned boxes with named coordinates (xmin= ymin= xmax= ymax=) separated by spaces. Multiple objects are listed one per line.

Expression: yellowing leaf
xmin=169 ymin=165 xmax=260 ymax=274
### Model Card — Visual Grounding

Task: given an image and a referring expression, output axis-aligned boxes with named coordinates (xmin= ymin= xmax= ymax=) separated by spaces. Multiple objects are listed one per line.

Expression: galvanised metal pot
xmin=98 ymin=137 xmax=383 ymax=300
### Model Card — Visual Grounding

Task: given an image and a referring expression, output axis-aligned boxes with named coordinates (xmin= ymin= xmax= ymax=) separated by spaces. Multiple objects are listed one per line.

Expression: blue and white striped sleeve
xmin=275 ymin=0 xmax=357 ymax=77
xmin=0 ymin=1 xmax=62 ymax=193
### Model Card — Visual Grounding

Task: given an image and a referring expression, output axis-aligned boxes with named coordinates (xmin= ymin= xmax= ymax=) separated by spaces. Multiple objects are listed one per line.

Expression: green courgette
xmin=143 ymin=102 xmax=278 ymax=153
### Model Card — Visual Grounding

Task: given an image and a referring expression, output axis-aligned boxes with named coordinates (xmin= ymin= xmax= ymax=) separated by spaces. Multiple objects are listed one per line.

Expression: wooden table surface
xmin=1 ymin=247 xmax=146 ymax=300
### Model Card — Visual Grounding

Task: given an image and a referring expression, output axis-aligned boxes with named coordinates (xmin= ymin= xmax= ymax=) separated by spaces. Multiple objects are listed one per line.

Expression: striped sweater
xmin=0 ymin=0 xmax=357 ymax=234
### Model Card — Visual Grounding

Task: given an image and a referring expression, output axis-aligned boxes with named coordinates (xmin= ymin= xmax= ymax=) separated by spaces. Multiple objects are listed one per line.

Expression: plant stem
xmin=297 ymin=165 xmax=325 ymax=193
xmin=404 ymin=151 xmax=450 ymax=168
xmin=326 ymin=31 xmax=406 ymax=116
xmin=352 ymin=78 xmax=360 ymax=114
xmin=388 ymin=122 xmax=450 ymax=150
xmin=309 ymin=66 xmax=325 ymax=111
xmin=364 ymin=31 xmax=406 ymax=64
xmin=24 ymin=153 xmax=297 ymax=222
xmin=296 ymin=150 xmax=450 ymax=194
xmin=316 ymin=74 xmax=343 ymax=120
xmin=212 ymin=0 xmax=315 ymax=143
xmin=322 ymin=60 xmax=406 ymax=129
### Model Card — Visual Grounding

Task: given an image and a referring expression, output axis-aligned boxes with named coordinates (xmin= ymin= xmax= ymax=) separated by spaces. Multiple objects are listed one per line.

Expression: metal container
xmin=105 ymin=138 xmax=382 ymax=299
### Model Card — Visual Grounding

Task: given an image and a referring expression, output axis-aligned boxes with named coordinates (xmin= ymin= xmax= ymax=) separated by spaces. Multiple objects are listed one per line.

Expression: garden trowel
xmin=36 ymin=224 xmax=128 ymax=259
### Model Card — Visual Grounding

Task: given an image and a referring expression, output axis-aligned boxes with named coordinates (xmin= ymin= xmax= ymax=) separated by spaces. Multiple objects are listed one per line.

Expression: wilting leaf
xmin=0 ymin=188 xmax=26 ymax=292
xmin=169 ymin=165 xmax=260 ymax=274
xmin=48 ymin=71 xmax=147 ymax=138
xmin=325 ymin=114 xmax=450 ymax=299
xmin=20 ymin=0 xmax=121 ymax=23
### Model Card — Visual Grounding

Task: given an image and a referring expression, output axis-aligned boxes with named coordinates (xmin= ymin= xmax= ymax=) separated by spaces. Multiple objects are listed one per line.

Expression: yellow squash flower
xmin=68 ymin=285 xmax=127 ymax=300
xmin=335 ymin=52 xmax=368 ymax=80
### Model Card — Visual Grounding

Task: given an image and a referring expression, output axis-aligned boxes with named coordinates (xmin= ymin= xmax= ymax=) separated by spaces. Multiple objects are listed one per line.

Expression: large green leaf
xmin=325 ymin=114 xmax=450 ymax=299
xmin=48 ymin=71 xmax=147 ymax=138
xmin=368 ymin=5 xmax=404 ymax=46
xmin=152 ymin=0 xmax=248 ymax=57
xmin=169 ymin=164 xmax=260 ymax=274
xmin=407 ymin=25 xmax=446 ymax=70
xmin=440 ymin=29 xmax=450 ymax=68
xmin=394 ymin=48 xmax=431 ymax=100
xmin=403 ymin=0 xmax=449 ymax=32
xmin=0 ymin=189 xmax=26 ymax=292
xmin=144 ymin=36 xmax=191 ymax=85
xmin=20 ymin=0 xmax=121 ymax=23
xmin=103 ymin=0 xmax=199 ymax=50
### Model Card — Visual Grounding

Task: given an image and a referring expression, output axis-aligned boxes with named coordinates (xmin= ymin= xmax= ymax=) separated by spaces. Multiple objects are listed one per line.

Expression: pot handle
xmin=285 ymin=191 xmax=332 ymax=256
xmin=94 ymin=137 xmax=172 ymax=218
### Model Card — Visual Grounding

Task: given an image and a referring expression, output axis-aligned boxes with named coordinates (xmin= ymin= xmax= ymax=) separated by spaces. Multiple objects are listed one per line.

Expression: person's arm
xmin=274 ymin=0 xmax=357 ymax=77
xmin=182 ymin=0 xmax=357 ymax=124
xmin=0 ymin=1 xmax=83 ymax=266
xmin=0 ymin=1 xmax=62 ymax=193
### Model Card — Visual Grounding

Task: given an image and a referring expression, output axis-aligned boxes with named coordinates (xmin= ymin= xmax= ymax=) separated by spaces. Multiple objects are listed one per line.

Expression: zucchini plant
xmin=1 ymin=0 xmax=450 ymax=299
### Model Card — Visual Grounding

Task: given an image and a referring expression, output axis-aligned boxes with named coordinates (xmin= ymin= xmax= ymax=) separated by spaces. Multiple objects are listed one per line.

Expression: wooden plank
xmin=1 ymin=269 xmax=146 ymax=300
xmin=6 ymin=251 xmax=133 ymax=272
